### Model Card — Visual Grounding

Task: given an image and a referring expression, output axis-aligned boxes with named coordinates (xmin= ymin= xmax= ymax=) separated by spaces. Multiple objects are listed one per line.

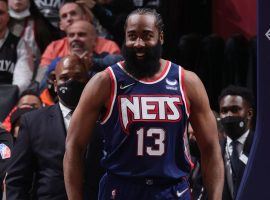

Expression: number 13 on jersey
xmin=136 ymin=128 xmax=166 ymax=156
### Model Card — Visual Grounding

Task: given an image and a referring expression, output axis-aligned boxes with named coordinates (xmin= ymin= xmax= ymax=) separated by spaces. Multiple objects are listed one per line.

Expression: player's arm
xmin=184 ymin=70 xmax=224 ymax=200
xmin=63 ymin=70 xmax=111 ymax=200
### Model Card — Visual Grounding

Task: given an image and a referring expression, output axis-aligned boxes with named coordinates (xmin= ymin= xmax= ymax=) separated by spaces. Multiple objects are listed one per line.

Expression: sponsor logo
xmin=119 ymin=83 xmax=135 ymax=89
xmin=165 ymin=78 xmax=178 ymax=90
xmin=176 ymin=188 xmax=189 ymax=197
xmin=0 ymin=143 xmax=11 ymax=159
xmin=166 ymin=78 xmax=177 ymax=86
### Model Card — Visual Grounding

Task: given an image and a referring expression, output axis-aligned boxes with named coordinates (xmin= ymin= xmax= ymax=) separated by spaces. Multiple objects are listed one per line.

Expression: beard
xmin=121 ymin=42 xmax=162 ymax=79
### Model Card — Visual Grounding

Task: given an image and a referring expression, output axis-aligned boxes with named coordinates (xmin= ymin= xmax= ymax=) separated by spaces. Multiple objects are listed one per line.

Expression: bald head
xmin=67 ymin=20 xmax=97 ymax=57
xmin=55 ymin=55 xmax=88 ymax=83
xmin=54 ymin=55 xmax=89 ymax=109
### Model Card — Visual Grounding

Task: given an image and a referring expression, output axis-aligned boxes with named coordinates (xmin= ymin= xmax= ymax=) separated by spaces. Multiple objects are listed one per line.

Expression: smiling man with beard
xmin=64 ymin=8 xmax=224 ymax=200
xmin=122 ymin=40 xmax=162 ymax=78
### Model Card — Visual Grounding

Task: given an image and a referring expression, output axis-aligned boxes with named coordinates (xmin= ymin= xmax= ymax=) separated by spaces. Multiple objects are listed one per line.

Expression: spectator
xmin=6 ymin=54 xmax=103 ymax=200
xmin=1 ymin=89 xmax=42 ymax=132
xmin=36 ymin=1 xmax=122 ymax=82
xmin=39 ymin=57 xmax=60 ymax=106
xmin=8 ymin=0 xmax=62 ymax=77
xmin=6 ymin=55 xmax=87 ymax=199
xmin=39 ymin=21 xmax=104 ymax=106
xmin=219 ymin=85 xmax=255 ymax=200
xmin=0 ymin=0 xmax=34 ymax=93
xmin=10 ymin=107 xmax=36 ymax=141
xmin=33 ymin=0 xmax=65 ymax=28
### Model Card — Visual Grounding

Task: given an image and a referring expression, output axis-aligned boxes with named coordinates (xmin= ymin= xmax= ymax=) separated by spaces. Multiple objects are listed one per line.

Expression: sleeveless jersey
xmin=100 ymin=60 xmax=193 ymax=180
xmin=0 ymin=32 xmax=19 ymax=84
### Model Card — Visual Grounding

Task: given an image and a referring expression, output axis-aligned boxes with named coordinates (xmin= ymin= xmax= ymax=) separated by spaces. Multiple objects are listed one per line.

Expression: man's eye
xmin=61 ymin=14 xmax=67 ymax=19
xmin=143 ymin=34 xmax=153 ymax=40
xmin=70 ymin=11 xmax=77 ymax=16
xmin=220 ymin=109 xmax=227 ymax=114
xmin=128 ymin=35 xmax=137 ymax=40
xmin=231 ymin=107 xmax=240 ymax=113
xmin=68 ymin=33 xmax=74 ymax=38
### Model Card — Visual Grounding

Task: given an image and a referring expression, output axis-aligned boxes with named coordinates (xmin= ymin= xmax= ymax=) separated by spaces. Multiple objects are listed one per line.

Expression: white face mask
xmin=9 ymin=8 xmax=30 ymax=20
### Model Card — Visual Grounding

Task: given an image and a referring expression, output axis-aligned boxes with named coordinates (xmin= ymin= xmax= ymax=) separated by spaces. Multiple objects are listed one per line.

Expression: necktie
xmin=231 ymin=140 xmax=240 ymax=173
xmin=231 ymin=140 xmax=240 ymax=198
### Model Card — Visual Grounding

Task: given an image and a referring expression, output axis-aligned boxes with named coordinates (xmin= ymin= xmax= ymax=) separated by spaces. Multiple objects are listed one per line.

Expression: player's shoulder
xmin=90 ymin=68 xmax=111 ymax=86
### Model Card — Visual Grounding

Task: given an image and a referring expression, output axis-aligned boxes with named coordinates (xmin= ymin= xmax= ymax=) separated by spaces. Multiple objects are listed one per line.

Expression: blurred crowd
xmin=0 ymin=0 xmax=256 ymax=199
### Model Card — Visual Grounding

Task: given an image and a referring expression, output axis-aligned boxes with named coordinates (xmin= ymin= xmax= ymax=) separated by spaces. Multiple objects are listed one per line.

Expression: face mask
xmin=57 ymin=80 xmax=86 ymax=109
xmin=9 ymin=8 xmax=30 ymax=20
xmin=220 ymin=116 xmax=248 ymax=140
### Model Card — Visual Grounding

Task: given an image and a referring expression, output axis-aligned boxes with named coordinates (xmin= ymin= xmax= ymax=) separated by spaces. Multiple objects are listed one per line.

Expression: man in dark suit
xmin=5 ymin=54 xmax=103 ymax=199
xmin=0 ymin=126 xmax=13 ymax=199
xmin=218 ymin=85 xmax=255 ymax=200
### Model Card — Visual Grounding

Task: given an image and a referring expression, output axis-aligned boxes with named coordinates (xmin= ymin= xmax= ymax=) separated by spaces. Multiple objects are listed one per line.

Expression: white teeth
xmin=72 ymin=43 xmax=82 ymax=49
xmin=136 ymin=53 xmax=144 ymax=56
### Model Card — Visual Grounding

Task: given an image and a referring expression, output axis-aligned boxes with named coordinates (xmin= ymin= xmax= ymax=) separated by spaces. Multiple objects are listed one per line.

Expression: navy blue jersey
xmin=100 ymin=60 xmax=193 ymax=180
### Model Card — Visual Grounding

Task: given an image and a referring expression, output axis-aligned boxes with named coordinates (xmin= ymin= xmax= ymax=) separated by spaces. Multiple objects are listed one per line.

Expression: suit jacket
xmin=6 ymin=104 xmax=105 ymax=200
xmin=222 ymin=131 xmax=254 ymax=200
xmin=6 ymin=104 xmax=68 ymax=200
xmin=0 ymin=127 xmax=13 ymax=199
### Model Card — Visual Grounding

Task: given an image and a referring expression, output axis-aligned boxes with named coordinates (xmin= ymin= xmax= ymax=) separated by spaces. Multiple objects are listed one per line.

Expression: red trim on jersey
xmin=183 ymin=126 xmax=195 ymax=169
xmin=181 ymin=68 xmax=190 ymax=115
xmin=100 ymin=68 xmax=116 ymax=124
xmin=118 ymin=60 xmax=170 ymax=84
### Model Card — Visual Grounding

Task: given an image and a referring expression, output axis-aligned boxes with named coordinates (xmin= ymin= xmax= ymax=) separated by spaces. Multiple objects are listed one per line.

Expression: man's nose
xmin=67 ymin=15 xmax=72 ymax=22
xmin=72 ymin=34 xmax=79 ymax=40
xmin=134 ymin=38 xmax=145 ymax=48
xmin=223 ymin=111 xmax=235 ymax=117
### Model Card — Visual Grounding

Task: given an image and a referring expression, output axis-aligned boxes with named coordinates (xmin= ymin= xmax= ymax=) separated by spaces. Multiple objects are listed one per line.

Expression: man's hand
xmin=76 ymin=0 xmax=96 ymax=9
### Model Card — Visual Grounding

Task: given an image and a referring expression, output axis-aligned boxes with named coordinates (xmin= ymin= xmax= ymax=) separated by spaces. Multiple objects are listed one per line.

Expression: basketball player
xmin=64 ymin=8 xmax=224 ymax=200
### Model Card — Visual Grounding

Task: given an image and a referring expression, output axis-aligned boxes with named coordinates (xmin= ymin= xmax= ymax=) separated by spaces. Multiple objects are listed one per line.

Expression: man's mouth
xmin=71 ymin=42 xmax=84 ymax=51
xmin=135 ymin=52 xmax=145 ymax=60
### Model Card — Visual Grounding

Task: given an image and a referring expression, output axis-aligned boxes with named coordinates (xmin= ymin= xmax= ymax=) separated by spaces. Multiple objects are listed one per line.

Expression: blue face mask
xmin=57 ymin=79 xmax=86 ymax=109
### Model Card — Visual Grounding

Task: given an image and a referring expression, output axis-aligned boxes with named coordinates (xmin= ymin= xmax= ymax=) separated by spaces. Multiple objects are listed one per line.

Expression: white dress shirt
xmin=59 ymin=102 xmax=72 ymax=130
xmin=226 ymin=130 xmax=250 ymax=158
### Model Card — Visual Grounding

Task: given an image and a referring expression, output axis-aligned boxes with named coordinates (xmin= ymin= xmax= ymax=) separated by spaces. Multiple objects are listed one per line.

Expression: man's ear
xmin=247 ymin=108 xmax=254 ymax=120
xmin=159 ymin=31 xmax=164 ymax=45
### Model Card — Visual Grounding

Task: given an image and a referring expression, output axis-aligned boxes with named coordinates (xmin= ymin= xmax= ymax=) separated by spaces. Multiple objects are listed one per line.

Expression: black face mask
xmin=57 ymin=80 xmax=86 ymax=109
xmin=220 ymin=116 xmax=248 ymax=140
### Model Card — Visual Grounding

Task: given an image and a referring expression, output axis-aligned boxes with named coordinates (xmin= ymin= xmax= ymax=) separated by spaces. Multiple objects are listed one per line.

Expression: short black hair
xmin=218 ymin=85 xmax=254 ymax=108
xmin=124 ymin=8 xmax=164 ymax=34
xmin=20 ymin=89 xmax=42 ymax=104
